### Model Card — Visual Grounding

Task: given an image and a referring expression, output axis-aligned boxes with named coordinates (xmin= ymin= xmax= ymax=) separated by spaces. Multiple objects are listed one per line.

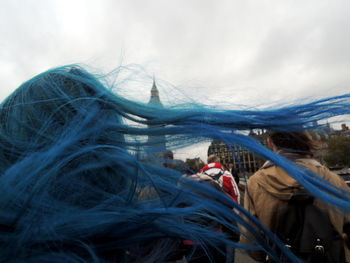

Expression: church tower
xmin=148 ymin=77 xmax=163 ymax=106
xmin=147 ymin=77 xmax=166 ymax=153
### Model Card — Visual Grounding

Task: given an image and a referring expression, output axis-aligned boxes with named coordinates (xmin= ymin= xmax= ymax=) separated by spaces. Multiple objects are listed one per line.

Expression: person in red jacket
xmin=201 ymin=155 xmax=240 ymax=204
xmin=180 ymin=155 xmax=240 ymax=262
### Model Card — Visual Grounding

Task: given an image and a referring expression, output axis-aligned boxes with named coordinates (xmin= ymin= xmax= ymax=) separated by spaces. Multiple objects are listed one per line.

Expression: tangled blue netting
xmin=0 ymin=65 xmax=349 ymax=263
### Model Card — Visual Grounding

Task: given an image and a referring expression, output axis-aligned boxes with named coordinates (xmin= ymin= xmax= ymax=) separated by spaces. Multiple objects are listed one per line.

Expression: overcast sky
xmin=1 ymin=0 xmax=349 ymax=160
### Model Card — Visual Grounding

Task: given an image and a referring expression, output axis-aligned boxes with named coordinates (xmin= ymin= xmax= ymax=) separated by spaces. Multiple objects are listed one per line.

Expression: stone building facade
xmin=207 ymin=130 xmax=268 ymax=174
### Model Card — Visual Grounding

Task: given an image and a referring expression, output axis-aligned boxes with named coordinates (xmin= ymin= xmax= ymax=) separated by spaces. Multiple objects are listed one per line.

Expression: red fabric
xmin=201 ymin=162 xmax=240 ymax=204
xmin=183 ymin=239 xmax=199 ymax=245
xmin=201 ymin=162 xmax=224 ymax=173
xmin=222 ymin=175 xmax=239 ymax=203
xmin=183 ymin=166 xmax=240 ymax=247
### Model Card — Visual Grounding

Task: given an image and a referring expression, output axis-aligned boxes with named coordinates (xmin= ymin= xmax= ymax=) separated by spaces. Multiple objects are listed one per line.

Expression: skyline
xmin=1 ymin=0 xmax=350 ymax=160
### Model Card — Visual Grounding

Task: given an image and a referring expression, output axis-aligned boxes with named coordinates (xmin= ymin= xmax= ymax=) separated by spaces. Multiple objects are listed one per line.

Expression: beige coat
xmin=240 ymin=158 xmax=350 ymax=262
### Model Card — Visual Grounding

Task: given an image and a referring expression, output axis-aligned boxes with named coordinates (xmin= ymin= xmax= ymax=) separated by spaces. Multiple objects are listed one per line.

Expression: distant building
xmin=341 ymin=123 xmax=349 ymax=132
xmin=207 ymin=122 xmax=350 ymax=174
xmin=207 ymin=130 xmax=268 ymax=174
xmin=322 ymin=122 xmax=350 ymax=138
xmin=308 ymin=122 xmax=333 ymax=164
xmin=340 ymin=123 xmax=350 ymax=137
xmin=147 ymin=77 xmax=167 ymax=153
xmin=143 ymin=77 xmax=175 ymax=168
xmin=148 ymin=77 xmax=163 ymax=106
xmin=308 ymin=122 xmax=350 ymax=164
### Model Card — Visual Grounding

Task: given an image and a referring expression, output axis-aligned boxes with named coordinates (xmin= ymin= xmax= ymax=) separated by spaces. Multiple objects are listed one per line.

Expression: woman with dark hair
xmin=241 ymin=130 xmax=350 ymax=262
xmin=267 ymin=131 xmax=315 ymax=155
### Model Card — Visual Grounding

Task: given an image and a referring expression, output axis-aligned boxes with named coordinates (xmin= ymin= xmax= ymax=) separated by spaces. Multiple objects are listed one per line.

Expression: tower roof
xmin=151 ymin=76 xmax=158 ymax=91
xmin=148 ymin=77 xmax=163 ymax=106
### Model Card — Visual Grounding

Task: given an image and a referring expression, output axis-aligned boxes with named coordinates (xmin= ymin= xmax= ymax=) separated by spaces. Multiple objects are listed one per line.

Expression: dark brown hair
xmin=268 ymin=131 xmax=315 ymax=154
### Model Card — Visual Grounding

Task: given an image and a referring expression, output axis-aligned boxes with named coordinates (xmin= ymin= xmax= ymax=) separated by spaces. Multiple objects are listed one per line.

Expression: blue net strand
xmin=0 ymin=65 xmax=349 ymax=262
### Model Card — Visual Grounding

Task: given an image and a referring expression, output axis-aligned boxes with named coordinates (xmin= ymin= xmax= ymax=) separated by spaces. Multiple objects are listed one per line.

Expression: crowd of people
xmin=0 ymin=65 xmax=349 ymax=263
